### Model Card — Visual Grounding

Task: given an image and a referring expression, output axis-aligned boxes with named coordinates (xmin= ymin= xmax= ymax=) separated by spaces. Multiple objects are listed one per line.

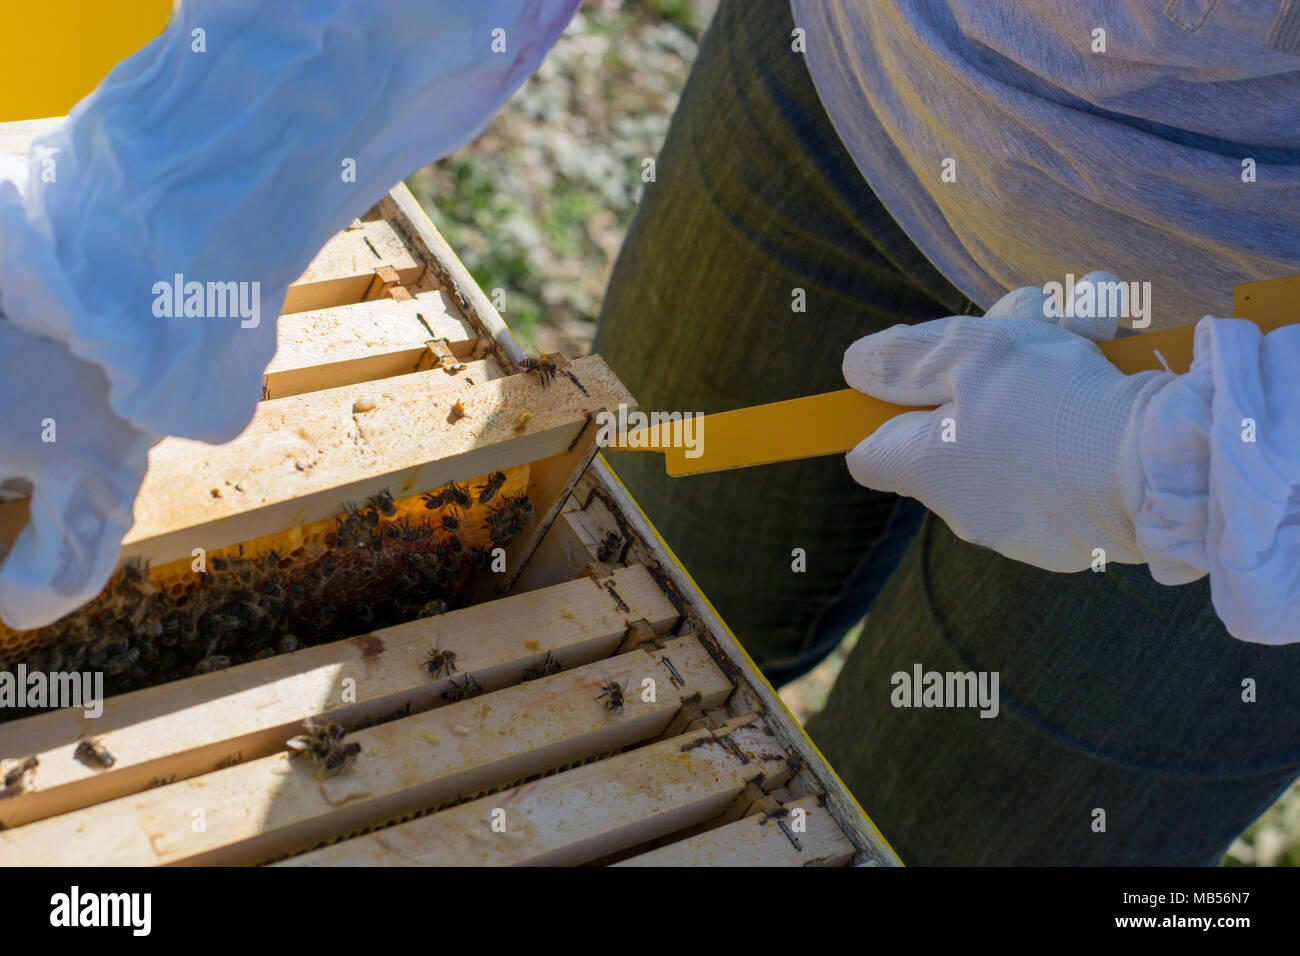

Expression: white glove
xmin=0 ymin=321 xmax=156 ymax=630
xmin=844 ymin=278 xmax=1174 ymax=572
xmin=0 ymin=0 xmax=579 ymax=445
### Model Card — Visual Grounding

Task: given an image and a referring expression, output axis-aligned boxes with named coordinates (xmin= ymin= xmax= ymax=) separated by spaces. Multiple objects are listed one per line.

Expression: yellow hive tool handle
xmin=0 ymin=1 xmax=172 ymax=122
xmin=614 ymin=276 xmax=1300 ymax=476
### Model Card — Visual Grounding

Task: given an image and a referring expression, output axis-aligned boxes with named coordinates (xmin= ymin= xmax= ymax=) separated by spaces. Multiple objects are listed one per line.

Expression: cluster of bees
xmin=0 ymin=477 xmax=534 ymax=720
xmin=419 ymin=637 xmax=621 ymax=718
xmin=421 ymin=473 xmax=532 ymax=549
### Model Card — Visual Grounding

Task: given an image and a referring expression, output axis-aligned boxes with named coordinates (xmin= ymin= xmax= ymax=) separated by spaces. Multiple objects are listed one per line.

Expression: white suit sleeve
xmin=1136 ymin=316 xmax=1300 ymax=645
xmin=0 ymin=0 xmax=580 ymax=445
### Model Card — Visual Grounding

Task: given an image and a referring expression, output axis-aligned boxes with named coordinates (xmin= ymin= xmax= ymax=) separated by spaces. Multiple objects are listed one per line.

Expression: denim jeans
xmin=593 ymin=0 xmax=1300 ymax=864
xmin=594 ymin=0 xmax=974 ymax=685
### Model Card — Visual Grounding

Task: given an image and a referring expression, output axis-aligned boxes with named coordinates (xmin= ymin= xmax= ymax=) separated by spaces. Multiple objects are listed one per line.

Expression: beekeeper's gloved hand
xmin=0 ymin=0 xmax=579 ymax=446
xmin=0 ymin=321 xmax=156 ymax=630
xmin=843 ymin=276 xmax=1174 ymax=572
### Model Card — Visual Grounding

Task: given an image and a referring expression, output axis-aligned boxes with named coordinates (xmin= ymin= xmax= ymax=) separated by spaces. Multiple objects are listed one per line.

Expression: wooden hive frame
xmin=0 ymin=177 xmax=899 ymax=867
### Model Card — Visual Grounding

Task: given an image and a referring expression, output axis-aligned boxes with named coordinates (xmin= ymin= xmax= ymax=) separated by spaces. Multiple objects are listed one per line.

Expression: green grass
xmin=406 ymin=0 xmax=714 ymax=355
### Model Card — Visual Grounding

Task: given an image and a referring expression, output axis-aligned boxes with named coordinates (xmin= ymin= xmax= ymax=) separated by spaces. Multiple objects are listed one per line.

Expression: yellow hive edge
xmin=595 ymin=452 xmax=904 ymax=866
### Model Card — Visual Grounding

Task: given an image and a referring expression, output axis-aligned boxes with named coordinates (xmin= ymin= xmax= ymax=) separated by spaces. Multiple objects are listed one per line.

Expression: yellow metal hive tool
xmin=613 ymin=276 xmax=1299 ymax=476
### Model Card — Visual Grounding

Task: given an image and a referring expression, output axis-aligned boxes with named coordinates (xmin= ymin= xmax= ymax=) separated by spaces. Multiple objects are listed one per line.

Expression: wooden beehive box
xmin=0 ymin=181 xmax=899 ymax=867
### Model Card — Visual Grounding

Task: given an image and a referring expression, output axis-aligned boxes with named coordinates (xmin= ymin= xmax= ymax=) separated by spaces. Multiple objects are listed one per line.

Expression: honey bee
xmin=596 ymin=678 xmax=625 ymax=714
xmin=520 ymin=354 xmax=558 ymax=386
xmin=445 ymin=482 xmax=472 ymax=508
xmin=492 ymin=493 xmax=533 ymax=521
xmin=521 ymin=651 xmax=564 ymax=682
xmin=75 ymin=735 xmax=116 ymax=770
xmin=337 ymin=505 xmax=366 ymax=544
xmin=0 ymin=756 xmax=38 ymax=797
xmin=367 ymin=489 xmax=397 ymax=517
xmin=310 ymin=605 xmax=337 ymax=631
xmin=478 ymin=471 xmax=507 ymax=504
xmin=194 ymin=654 xmax=231 ymax=675
xmin=303 ymin=719 xmax=345 ymax=744
xmin=487 ymin=494 xmax=534 ymax=544
xmin=439 ymin=507 xmax=463 ymax=533
xmin=119 ymin=558 xmax=150 ymax=590
xmin=422 ymin=646 xmax=458 ymax=679
xmin=417 ymin=600 xmax=448 ymax=619
xmin=380 ymin=701 xmax=413 ymax=722
xmin=442 ymin=674 xmax=483 ymax=702
xmin=286 ymin=720 xmax=360 ymax=778
xmin=386 ymin=516 xmax=420 ymax=541
xmin=422 ymin=481 xmax=472 ymax=510
xmin=105 ymin=644 xmax=142 ymax=676
xmin=322 ymin=741 xmax=362 ymax=777
xmin=232 ymin=556 xmax=256 ymax=586
xmin=596 ymin=532 xmax=622 ymax=563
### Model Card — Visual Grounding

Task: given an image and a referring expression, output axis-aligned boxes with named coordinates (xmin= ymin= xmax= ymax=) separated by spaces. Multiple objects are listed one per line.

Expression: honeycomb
xmin=0 ymin=466 xmax=532 ymax=714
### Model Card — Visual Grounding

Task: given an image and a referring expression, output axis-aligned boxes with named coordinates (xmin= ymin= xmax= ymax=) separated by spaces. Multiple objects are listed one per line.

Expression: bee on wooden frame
xmin=1 ymin=756 xmax=38 ymax=797
xmin=596 ymin=532 xmax=622 ymax=563
xmin=520 ymin=353 xmax=558 ymax=386
xmin=442 ymin=674 xmax=483 ymax=702
xmin=75 ymin=735 xmax=116 ymax=770
xmin=321 ymin=741 xmax=362 ymax=777
xmin=522 ymin=651 xmax=564 ymax=682
xmin=422 ymin=645 xmax=458 ymax=679
xmin=596 ymin=678 xmax=625 ymax=714
xmin=287 ymin=720 xmax=359 ymax=779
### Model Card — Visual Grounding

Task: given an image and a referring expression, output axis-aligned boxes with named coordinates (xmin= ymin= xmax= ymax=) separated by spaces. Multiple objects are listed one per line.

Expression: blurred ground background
xmin=405 ymin=0 xmax=1298 ymax=867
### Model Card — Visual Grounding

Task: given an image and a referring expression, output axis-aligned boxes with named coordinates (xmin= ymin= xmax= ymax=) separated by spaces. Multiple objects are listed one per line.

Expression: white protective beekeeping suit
xmin=0 ymin=0 xmax=581 ymax=629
